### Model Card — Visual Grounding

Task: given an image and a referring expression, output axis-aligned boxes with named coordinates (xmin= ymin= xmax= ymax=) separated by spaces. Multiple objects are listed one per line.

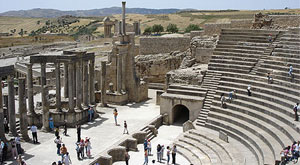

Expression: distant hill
xmin=0 ymin=7 xmax=181 ymax=18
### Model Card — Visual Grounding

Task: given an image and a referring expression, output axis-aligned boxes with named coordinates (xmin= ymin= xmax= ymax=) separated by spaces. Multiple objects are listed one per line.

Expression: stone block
xmin=183 ymin=120 xmax=195 ymax=132
xmin=195 ymin=48 xmax=213 ymax=64
xmin=156 ymin=90 xmax=164 ymax=105
xmin=219 ymin=130 xmax=229 ymax=143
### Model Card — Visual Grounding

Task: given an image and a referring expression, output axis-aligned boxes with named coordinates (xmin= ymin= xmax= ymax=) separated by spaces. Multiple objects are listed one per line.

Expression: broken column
xmin=26 ymin=63 xmax=35 ymax=116
xmin=68 ymin=62 xmax=75 ymax=112
xmin=119 ymin=21 xmax=122 ymax=35
xmin=8 ymin=76 xmax=17 ymax=136
xmin=165 ymin=74 xmax=170 ymax=92
xmin=117 ymin=54 xmax=122 ymax=94
xmin=18 ymin=78 xmax=30 ymax=141
xmin=119 ymin=46 xmax=127 ymax=91
xmin=122 ymin=1 xmax=126 ymax=35
xmin=89 ymin=59 xmax=95 ymax=105
xmin=76 ymin=61 xmax=82 ymax=110
xmin=55 ymin=62 xmax=61 ymax=111
xmin=0 ymin=77 xmax=6 ymax=140
xmin=64 ymin=63 xmax=68 ymax=98
xmin=83 ymin=61 xmax=89 ymax=107
xmin=100 ymin=61 xmax=107 ymax=107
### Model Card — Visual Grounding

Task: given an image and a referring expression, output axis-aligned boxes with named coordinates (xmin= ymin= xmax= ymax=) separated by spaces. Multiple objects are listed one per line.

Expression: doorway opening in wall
xmin=172 ymin=104 xmax=189 ymax=125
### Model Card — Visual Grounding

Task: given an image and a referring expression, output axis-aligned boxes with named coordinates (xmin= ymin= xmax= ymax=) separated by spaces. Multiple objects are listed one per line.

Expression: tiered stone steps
xmin=196 ymin=71 xmax=221 ymax=126
xmin=140 ymin=126 xmax=155 ymax=140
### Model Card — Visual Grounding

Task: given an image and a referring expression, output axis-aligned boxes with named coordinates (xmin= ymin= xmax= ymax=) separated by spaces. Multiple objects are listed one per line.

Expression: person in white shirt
xmin=30 ymin=125 xmax=38 ymax=144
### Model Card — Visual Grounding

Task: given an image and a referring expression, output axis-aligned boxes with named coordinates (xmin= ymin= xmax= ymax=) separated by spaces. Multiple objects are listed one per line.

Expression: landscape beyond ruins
xmin=0 ymin=1 xmax=300 ymax=165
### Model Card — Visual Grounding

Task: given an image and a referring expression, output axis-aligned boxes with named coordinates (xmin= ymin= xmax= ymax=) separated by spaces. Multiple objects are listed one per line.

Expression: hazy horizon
xmin=0 ymin=0 xmax=299 ymax=13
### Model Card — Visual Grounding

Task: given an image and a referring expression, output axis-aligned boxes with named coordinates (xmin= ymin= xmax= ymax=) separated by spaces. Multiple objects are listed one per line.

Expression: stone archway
xmin=172 ymin=104 xmax=189 ymax=124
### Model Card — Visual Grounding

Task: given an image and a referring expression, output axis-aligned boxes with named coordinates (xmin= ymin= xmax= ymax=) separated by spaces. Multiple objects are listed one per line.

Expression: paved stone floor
xmin=113 ymin=125 xmax=189 ymax=165
xmin=5 ymin=89 xmax=161 ymax=165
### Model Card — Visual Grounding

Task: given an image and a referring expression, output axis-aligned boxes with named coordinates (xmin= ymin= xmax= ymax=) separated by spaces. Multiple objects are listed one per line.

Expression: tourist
xmin=247 ymin=85 xmax=251 ymax=96
xmin=79 ymin=139 xmax=85 ymax=158
xmin=220 ymin=93 xmax=226 ymax=108
xmin=84 ymin=137 xmax=89 ymax=155
xmin=55 ymin=127 xmax=60 ymax=137
xmin=143 ymin=149 xmax=148 ymax=165
xmin=15 ymin=135 xmax=22 ymax=155
xmin=293 ymin=103 xmax=299 ymax=121
xmin=30 ymin=124 xmax=38 ymax=144
xmin=0 ymin=139 xmax=3 ymax=164
xmin=113 ymin=109 xmax=118 ymax=125
xmin=62 ymin=152 xmax=71 ymax=165
xmin=75 ymin=142 xmax=81 ymax=160
xmin=123 ymin=121 xmax=129 ymax=134
xmin=86 ymin=138 xmax=92 ymax=158
xmin=267 ymin=72 xmax=273 ymax=84
xmin=293 ymin=141 xmax=300 ymax=163
xmin=77 ymin=125 xmax=81 ymax=142
xmin=17 ymin=155 xmax=26 ymax=165
xmin=124 ymin=148 xmax=130 ymax=165
xmin=172 ymin=145 xmax=177 ymax=164
xmin=57 ymin=161 xmax=62 ymax=165
xmin=88 ymin=107 xmax=92 ymax=122
xmin=147 ymin=139 xmax=152 ymax=155
xmin=1 ymin=140 xmax=7 ymax=162
xmin=54 ymin=136 xmax=62 ymax=155
xmin=11 ymin=138 xmax=18 ymax=159
xmin=49 ymin=117 xmax=54 ymax=131
xmin=91 ymin=106 xmax=95 ymax=120
xmin=166 ymin=146 xmax=171 ymax=165
xmin=143 ymin=139 xmax=148 ymax=151
xmin=60 ymin=144 xmax=67 ymax=161
xmin=268 ymin=34 xmax=272 ymax=42
xmin=228 ymin=90 xmax=236 ymax=102
xmin=288 ymin=65 xmax=293 ymax=77
xmin=161 ymin=145 xmax=165 ymax=160
xmin=63 ymin=120 xmax=67 ymax=136
xmin=3 ymin=117 xmax=8 ymax=133
xmin=157 ymin=144 xmax=162 ymax=163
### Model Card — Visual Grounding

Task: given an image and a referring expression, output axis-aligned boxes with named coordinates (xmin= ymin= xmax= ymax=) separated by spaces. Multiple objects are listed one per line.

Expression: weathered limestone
xmin=83 ymin=61 xmax=89 ymax=107
xmin=165 ymin=74 xmax=170 ymax=92
xmin=41 ymin=63 xmax=46 ymax=86
xmin=122 ymin=1 xmax=126 ymax=35
xmin=68 ymin=62 xmax=75 ymax=112
xmin=76 ymin=61 xmax=83 ymax=110
xmin=8 ymin=76 xmax=17 ymax=136
xmin=100 ymin=61 xmax=107 ymax=107
xmin=117 ymin=54 xmax=122 ymax=94
xmin=26 ymin=63 xmax=35 ymax=116
xmin=119 ymin=46 xmax=127 ymax=91
xmin=73 ymin=64 xmax=76 ymax=96
xmin=0 ymin=78 xmax=6 ymax=140
xmin=41 ymin=85 xmax=50 ymax=131
xmin=64 ymin=63 xmax=69 ymax=98
xmin=18 ymin=78 xmax=30 ymax=141
xmin=89 ymin=60 xmax=95 ymax=105
xmin=55 ymin=62 xmax=61 ymax=111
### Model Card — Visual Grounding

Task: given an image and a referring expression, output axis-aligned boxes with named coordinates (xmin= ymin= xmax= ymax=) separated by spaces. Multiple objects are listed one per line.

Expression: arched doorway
xmin=172 ymin=104 xmax=189 ymax=125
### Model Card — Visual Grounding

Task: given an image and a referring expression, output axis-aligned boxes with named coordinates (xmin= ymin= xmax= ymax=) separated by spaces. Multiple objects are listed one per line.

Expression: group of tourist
xmin=0 ymin=136 xmax=26 ymax=165
xmin=75 ymin=137 xmax=92 ymax=160
xmin=143 ymin=139 xmax=177 ymax=165
xmin=280 ymin=141 xmax=300 ymax=164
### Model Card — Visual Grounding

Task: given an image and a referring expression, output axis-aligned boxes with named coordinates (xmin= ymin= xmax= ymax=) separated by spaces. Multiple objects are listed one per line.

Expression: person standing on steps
xmin=293 ymin=103 xmax=299 ymax=121
xmin=247 ymin=85 xmax=251 ymax=96
xmin=123 ymin=121 xmax=129 ymax=134
xmin=288 ymin=65 xmax=293 ymax=77
xmin=171 ymin=145 xmax=177 ymax=165
xmin=267 ymin=72 xmax=273 ymax=84
xmin=113 ymin=109 xmax=118 ymax=126
xmin=220 ymin=93 xmax=226 ymax=108
xmin=77 ymin=125 xmax=81 ymax=142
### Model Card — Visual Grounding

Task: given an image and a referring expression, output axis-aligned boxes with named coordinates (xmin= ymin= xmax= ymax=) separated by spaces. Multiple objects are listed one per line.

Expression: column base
xmin=100 ymin=103 xmax=108 ymax=107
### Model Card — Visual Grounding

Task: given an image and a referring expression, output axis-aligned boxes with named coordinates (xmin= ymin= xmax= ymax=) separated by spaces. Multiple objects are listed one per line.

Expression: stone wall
xmin=190 ymin=31 xmax=204 ymax=40
xmin=139 ymin=37 xmax=190 ymax=55
xmin=230 ymin=19 xmax=252 ymax=29
xmin=204 ymin=23 xmax=231 ymax=35
xmin=269 ymin=15 xmax=300 ymax=28
xmin=195 ymin=48 xmax=214 ymax=64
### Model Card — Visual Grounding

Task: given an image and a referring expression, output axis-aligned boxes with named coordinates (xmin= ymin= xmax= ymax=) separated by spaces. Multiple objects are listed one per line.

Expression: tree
xmin=143 ymin=26 xmax=152 ymax=35
xmin=152 ymin=24 xmax=164 ymax=34
xmin=166 ymin=23 xmax=179 ymax=33
xmin=185 ymin=24 xmax=202 ymax=33
xmin=18 ymin=29 xmax=24 ymax=37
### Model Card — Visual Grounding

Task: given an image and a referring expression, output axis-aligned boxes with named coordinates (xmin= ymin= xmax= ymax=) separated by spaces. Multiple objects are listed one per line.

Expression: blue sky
xmin=0 ymin=0 xmax=299 ymax=13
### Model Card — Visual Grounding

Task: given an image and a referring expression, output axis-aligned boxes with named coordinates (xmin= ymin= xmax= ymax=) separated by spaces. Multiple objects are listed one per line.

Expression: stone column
xmin=68 ymin=62 xmax=75 ymax=112
xmin=64 ymin=63 xmax=69 ymax=98
xmin=119 ymin=46 xmax=127 ymax=91
xmin=117 ymin=54 xmax=122 ymax=94
xmin=122 ymin=1 xmax=126 ymax=35
xmin=76 ymin=61 xmax=82 ymax=110
xmin=83 ymin=61 xmax=89 ymax=107
xmin=100 ymin=61 xmax=107 ymax=107
xmin=0 ymin=77 xmax=6 ymax=141
xmin=8 ymin=76 xmax=17 ymax=136
xmin=73 ymin=64 xmax=76 ymax=96
xmin=41 ymin=85 xmax=50 ymax=132
xmin=119 ymin=21 xmax=122 ymax=35
xmin=55 ymin=62 xmax=61 ymax=111
xmin=165 ymin=74 xmax=170 ymax=92
xmin=18 ymin=78 xmax=30 ymax=141
xmin=89 ymin=60 xmax=95 ymax=105
xmin=41 ymin=63 xmax=46 ymax=86
xmin=26 ymin=63 xmax=35 ymax=116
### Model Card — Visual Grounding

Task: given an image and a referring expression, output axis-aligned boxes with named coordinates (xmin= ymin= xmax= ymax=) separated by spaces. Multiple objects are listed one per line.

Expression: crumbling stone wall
xmin=190 ymin=35 xmax=218 ymax=63
xmin=204 ymin=23 xmax=231 ymax=35
xmin=139 ymin=37 xmax=190 ymax=55
xmin=269 ymin=15 xmax=300 ymax=29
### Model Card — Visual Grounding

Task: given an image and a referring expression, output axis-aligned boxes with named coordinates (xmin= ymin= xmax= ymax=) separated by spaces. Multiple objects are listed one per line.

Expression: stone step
xmin=213 ymin=51 xmax=262 ymax=58
xmin=214 ymin=48 xmax=264 ymax=54
xmin=218 ymin=37 xmax=272 ymax=43
xmin=168 ymin=84 xmax=206 ymax=92
xmin=206 ymin=116 xmax=275 ymax=164
xmin=216 ymin=44 xmax=267 ymax=51
xmin=269 ymin=56 xmax=300 ymax=64
xmin=167 ymin=88 xmax=207 ymax=97
xmin=174 ymin=141 xmax=208 ymax=165
xmin=221 ymin=28 xmax=279 ymax=35
xmin=211 ymin=55 xmax=259 ymax=62
xmin=210 ymin=59 xmax=256 ymax=66
xmin=274 ymin=48 xmax=300 ymax=54
xmin=217 ymin=40 xmax=269 ymax=47
xmin=209 ymin=66 xmax=250 ymax=74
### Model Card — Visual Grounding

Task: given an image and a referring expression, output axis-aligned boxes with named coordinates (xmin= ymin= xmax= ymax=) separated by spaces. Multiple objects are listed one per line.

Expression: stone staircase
xmin=173 ymin=28 xmax=300 ymax=165
xmin=140 ymin=126 xmax=155 ymax=140
xmin=196 ymin=71 xmax=221 ymax=126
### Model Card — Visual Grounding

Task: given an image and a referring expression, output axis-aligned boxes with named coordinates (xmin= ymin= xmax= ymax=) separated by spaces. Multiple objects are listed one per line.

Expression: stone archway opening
xmin=172 ymin=104 xmax=189 ymax=125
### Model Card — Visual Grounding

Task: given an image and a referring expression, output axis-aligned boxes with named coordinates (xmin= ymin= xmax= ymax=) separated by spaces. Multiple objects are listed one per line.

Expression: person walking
xmin=60 ymin=144 xmax=67 ymax=161
xmin=220 ymin=93 xmax=226 ymax=108
xmin=49 ymin=117 xmax=54 ymax=131
xmin=11 ymin=139 xmax=18 ymax=160
xmin=30 ymin=124 xmax=38 ymax=144
xmin=124 ymin=148 xmax=130 ymax=165
xmin=15 ymin=135 xmax=22 ymax=155
xmin=63 ymin=120 xmax=67 ymax=136
xmin=123 ymin=121 xmax=129 ymax=134
xmin=62 ymin=152 xmax=71 ymax=165
xmin=171 ymin=145 xmax=177 ymax=165
xmin=143 ymin=149 xmax=148 ymax=165
xmin=247 ymin=85 xmax=251 ymax=96
xmin=228 ymin=90 xmax=236 ymax=102
xmin=167 ymin=146 xmax=171 ymax=165
xmin=75 ymin=142 xmax=81 ymax=160
xmin=55 ymin=127 xmax=59 ymax=137
xmin=143 ymin=139 xmax=148 ymax=151
xmin=289 ymin=65 xmax=293 ymax=77
xmin=54 ymin=136 xmax=62 ymax=155
xmin=77 ymin=125 xmax=81 ymax=142
xmin=157 ymin=144 xmax=162 ymax=163
xmin=294 ymin=103 xmax=299 ymax=121
xmin=113 ymin=109 xmax=118 ymax=126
